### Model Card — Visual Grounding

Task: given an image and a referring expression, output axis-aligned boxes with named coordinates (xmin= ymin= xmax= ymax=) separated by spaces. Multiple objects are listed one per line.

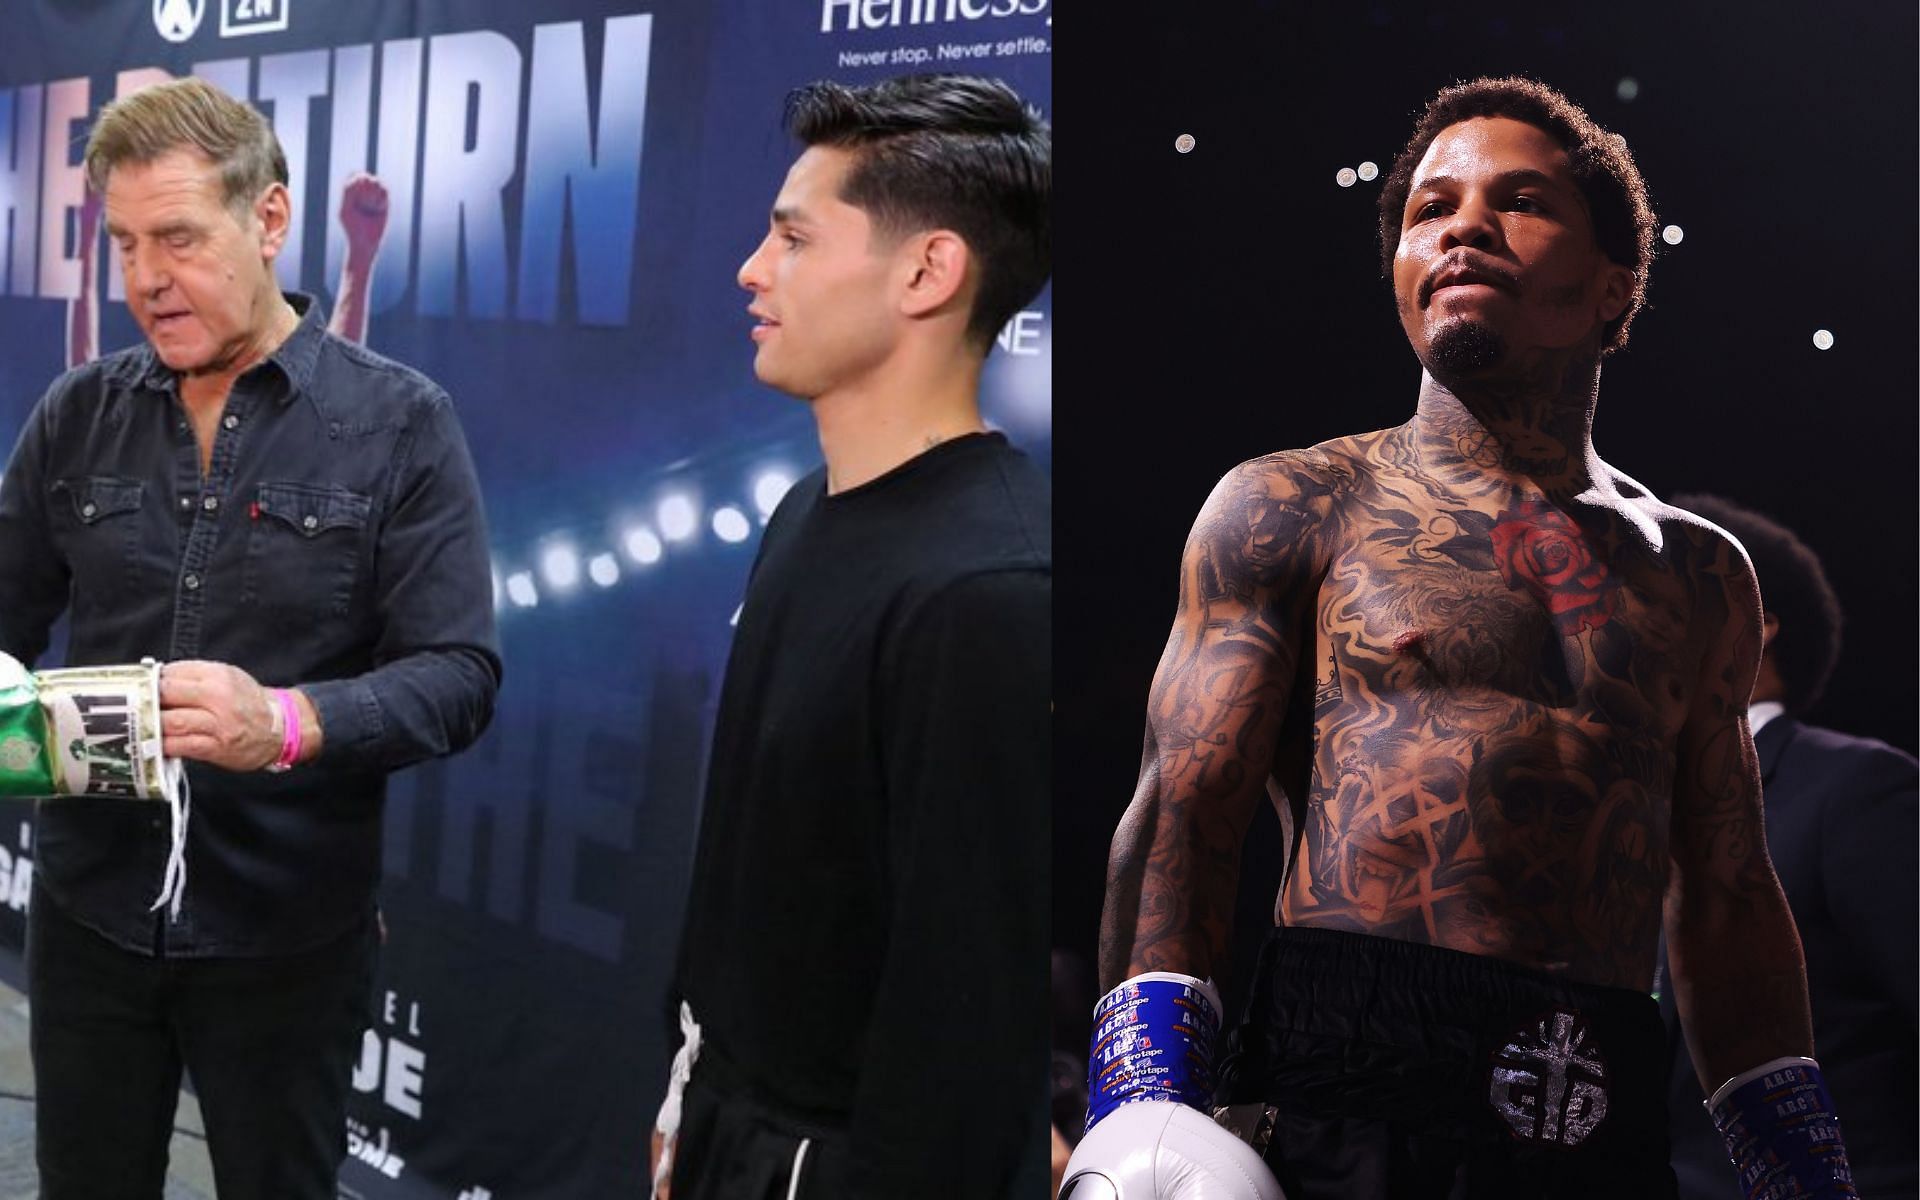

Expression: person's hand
xmin=1051 ymin=1123 xmax=1071 ymax=1196
xmin=158 ymin=660 xmax=284 ymax=771
xmin=338 ymin=172 xmax=390 ymax=263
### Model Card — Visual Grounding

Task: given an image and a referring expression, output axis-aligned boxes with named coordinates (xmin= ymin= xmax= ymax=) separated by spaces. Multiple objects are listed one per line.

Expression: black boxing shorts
xmin=1214 ymin=925 xmax=1680 ymax=1200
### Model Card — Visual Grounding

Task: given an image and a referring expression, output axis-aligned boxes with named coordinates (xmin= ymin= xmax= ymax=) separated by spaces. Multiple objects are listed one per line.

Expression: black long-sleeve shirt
xmin=675 ymin=432 xmax=1050 ymax=1198
xmin=0 ymin=295 xmax=500 ymax=957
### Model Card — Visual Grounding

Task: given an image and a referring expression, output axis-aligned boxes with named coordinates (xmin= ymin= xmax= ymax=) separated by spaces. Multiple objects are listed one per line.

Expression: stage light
xmin=658 ymin=495 xmax=697 ymax=541
xmin=1812 ymin=329 xmax=1834 ymax=351
xmin=1662 ymin=225 xmax=1684 ymax=245
xmin=505 ymin=572 xmax=538 ymax=608
xmin=540 ymin=544 xmax=581 ymax=591
xmin=753 ymin=470 xmax=794 ymax=518
xmin=1336 ymin=167 xmax=1357 ymax=188
xmin=1617 ymin=77 xmax=1640 ymax=102
xmin=713 ymin=506 xmax=751 ymax=543
xmin=1356 ymin=161 xmax=1378 ymax=182
xmin=588 ymin=553 xmax=620 ymax=588
xmin=1175 ymin=133 xmax=1195 ymax=154
xmin=624 ymin=525 xmax=664 ymax=565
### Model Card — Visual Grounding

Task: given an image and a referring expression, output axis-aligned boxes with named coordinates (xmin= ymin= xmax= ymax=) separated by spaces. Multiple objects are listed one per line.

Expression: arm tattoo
xmin=1099 ymin=454 xmax=1335 ymax=987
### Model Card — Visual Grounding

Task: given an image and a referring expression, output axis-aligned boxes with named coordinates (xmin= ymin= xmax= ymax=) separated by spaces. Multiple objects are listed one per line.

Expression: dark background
xmin=1055 ymin=0 xmax=1919 ymax=1019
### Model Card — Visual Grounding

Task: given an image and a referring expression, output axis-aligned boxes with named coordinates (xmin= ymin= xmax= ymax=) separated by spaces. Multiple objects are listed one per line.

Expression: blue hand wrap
xmin=1707 ymin=1056 xmax=1857 ymax=1199
xmin=1084 ymin=971 xmax=1222 ymax=1132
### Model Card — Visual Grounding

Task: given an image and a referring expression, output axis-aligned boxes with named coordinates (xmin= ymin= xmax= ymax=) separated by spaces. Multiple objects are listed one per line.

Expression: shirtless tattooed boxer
xmin=1064 ymin=77 xmax=1857 ymax=1200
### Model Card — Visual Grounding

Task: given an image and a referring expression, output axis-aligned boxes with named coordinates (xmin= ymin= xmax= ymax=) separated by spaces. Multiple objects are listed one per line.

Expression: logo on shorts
xmin=1488 ymin=1006 xmax=1610 ymax=1147
xmin=153 ymin=0 xmax=205 ymax=42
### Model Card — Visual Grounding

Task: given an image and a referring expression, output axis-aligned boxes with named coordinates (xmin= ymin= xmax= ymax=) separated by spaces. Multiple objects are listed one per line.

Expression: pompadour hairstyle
xmin=784 ymin=74 xmax=1050 ymax=351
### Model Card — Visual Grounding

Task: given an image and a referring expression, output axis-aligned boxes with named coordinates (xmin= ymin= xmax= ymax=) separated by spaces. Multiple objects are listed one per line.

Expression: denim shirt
xmin=0 ymin=295 xmax=501 ymax=956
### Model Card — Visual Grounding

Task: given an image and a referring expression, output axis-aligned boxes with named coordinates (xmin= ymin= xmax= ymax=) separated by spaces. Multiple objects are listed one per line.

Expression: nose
xmin=121 ymin=240 xmax=170 ymax=298
xmin=1438 ymin=194 xmax=1502 ymax=254
xmin=737 ymin=235 xmax=772 ymax=293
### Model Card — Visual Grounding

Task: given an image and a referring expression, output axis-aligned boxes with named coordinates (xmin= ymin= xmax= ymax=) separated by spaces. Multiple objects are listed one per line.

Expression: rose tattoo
xmin=1489 ymin=501 xmax=1621 ymax=635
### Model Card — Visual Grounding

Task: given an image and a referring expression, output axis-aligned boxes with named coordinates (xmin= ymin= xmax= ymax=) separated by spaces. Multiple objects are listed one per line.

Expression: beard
xmin=1425 ymin=316 xmax=1507 ymax=375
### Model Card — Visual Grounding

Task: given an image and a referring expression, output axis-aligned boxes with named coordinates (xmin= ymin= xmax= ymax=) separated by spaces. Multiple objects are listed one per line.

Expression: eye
xmin=165 ymin=232 xmax=194 ymax=250
xmin=780 ymin=230 xmax=804 ymax=249
xmin=1509 ymin=195 xmax=1544 ymax=213
xmin=1413 ymin=200 xmax=1448 ymax=222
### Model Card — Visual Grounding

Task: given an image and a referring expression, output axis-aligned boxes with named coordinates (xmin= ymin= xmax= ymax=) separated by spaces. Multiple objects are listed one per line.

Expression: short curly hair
xmin=1377 ymin=77 xmax=1655 ymax=354
xmin=1672 ymin=493 xmax=1844 ymax=715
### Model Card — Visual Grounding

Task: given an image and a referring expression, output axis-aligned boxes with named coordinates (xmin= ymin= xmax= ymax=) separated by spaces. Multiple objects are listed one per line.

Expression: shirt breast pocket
xmin=49 ymin=476 xmax=145 ymax=611
xmin=241 ymin=481 xmax=372 ymax=623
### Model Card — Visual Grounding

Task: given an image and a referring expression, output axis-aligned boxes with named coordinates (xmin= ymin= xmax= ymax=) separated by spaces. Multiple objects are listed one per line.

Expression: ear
xmin=254 ymin=182 xmax=293 ymax=262
xmin=897 ymin=229 xmax=972 ymax=321
xmin=1596 ymin=260 xmax=1633 ymax=323
xmin=1760 ymin=610 xmax=1780 ymax=649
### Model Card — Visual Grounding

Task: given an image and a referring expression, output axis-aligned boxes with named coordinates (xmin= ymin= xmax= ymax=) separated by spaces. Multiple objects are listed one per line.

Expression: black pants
xmin=27 ymin=887 xmax=377 ymax=1200
xmin=671 ymin=1041 xmax=851 ymax=1200
xmin=1217 ymin=926 xmax=1681 ymax=1200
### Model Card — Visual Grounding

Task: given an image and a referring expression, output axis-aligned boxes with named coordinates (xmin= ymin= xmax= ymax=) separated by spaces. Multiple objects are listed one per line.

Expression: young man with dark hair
xmin=1067 ymin=78 xmax=1857 ymax=1199
xmin=1658 ymin=494 xmax=1914 ymax=1199
xmin=650 ymin=74 xmax=1051 ymax=1200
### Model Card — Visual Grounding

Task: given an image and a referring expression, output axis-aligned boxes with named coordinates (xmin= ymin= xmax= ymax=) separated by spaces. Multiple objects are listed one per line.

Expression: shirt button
xmin=183 ymin=573 xmax=201 ymax=591
xmin=302 ymin=514 xmax=318 ymax=531
xmin=178 ymin=496 xmax=192 ymax=511
xmin=202 ymin=495 xmax=219 ymax=512
xmin=80 ymin=502 xmax=96 ymax=518
xmin=222 ymin=415 xmax=239 ymax=430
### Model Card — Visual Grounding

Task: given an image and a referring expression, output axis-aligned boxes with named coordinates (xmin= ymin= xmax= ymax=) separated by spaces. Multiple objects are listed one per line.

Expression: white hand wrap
xmin=651 ymin=1000 xmax=702 ymax=1199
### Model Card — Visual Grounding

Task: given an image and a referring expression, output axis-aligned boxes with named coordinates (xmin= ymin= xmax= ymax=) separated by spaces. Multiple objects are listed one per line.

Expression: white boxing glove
xmin=1059 ymin=1100 xmax=1286 ymax=1200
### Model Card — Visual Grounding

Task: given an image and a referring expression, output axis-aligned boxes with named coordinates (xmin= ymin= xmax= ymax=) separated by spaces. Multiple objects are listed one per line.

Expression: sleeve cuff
xmin=301 ymin=677 xmax=385 ymax=767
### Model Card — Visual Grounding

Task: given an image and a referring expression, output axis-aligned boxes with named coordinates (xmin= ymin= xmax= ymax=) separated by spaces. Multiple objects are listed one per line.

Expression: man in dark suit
xmin=1660 ymin=493 xmax=1917 ymax=1198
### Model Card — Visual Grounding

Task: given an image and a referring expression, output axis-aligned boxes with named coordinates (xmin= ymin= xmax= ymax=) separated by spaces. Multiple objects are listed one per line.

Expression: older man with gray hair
xmin=0 ymin=76 xmax=499 ymax=1197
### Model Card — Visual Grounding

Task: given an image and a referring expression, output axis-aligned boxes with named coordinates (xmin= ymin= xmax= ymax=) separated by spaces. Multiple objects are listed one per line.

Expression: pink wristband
xmin=272 ymin=688 xmax=302 ymax=771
